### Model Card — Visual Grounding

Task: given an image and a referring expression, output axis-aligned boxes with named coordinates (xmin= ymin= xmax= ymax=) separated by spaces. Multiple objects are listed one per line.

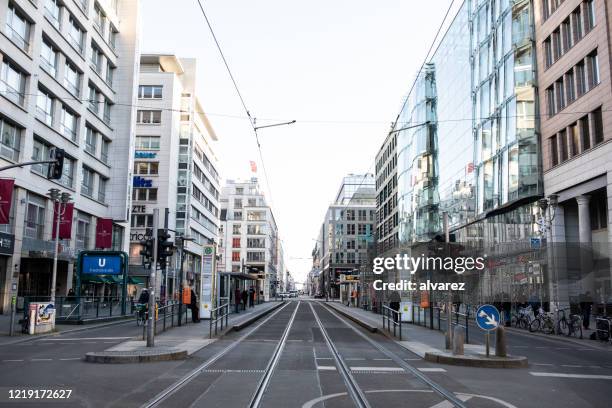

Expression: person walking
xmin=241 ymin=289 xmax=248 ymax=311
xmin=234 ymin=287 xmax=241 ymax=313
xmin=249 ymin=286 xmax=255 ymax=308
xmin=189 ymin=287 xmax=200 ymax=323
xmin=389 ymin=290 xmax=401 ymax=322
xmin=581 ymin=291 xmax=593 ymax=330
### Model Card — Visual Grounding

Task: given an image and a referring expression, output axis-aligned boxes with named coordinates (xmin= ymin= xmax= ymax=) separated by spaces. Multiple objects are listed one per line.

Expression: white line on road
xmin=31 ymin=358 xmax=52 ymax=361
xmin=41 ymin=337 xmax=132 ymax=341
xmin=59 ymin=358 xmax=82 ymax=361
xmin=2 ymin=359 xmax=24 ymax=362
xmin=315 ymin=357 xmax=333 ymax=360
xmin=404 ymin=358 xmax=421 ymax=361
xmin=417 ymin=368 xmax=447 ymax=372
xmin=373 ymin=358 xmax=391 ymax=361
xmin=316 ymin=365 xmax=336 ymax=370
xmin=345 ymin=358 xmax=365 ymax=361
xmin=349 ymin=366 xmax=404 ymax=372
xmin=532 ymin=363 xmax=554 ymax=366
xmin=530 ymin=372 xmax=612 ymax=380
xmin=428 ymin=394 xmax=472 ymax=407
xmin=561 ymin=365 xmax=583 ymax=368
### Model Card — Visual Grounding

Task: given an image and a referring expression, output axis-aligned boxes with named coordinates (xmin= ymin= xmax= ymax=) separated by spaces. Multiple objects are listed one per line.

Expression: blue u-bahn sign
xmin=82 ymin=254 xmax=122 ymax=275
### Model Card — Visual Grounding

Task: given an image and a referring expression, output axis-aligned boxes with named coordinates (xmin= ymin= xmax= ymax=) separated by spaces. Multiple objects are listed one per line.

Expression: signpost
xmin=475 ymin=304 xmax=500 ymax=357
xmin=200 ymin=245 xmax=215 ymax=319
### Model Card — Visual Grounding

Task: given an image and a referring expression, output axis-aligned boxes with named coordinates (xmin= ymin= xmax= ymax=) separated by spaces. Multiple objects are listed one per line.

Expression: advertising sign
xmin=82 ymin=254 xmax=122 ymax=275
xmin=200 ymin=245 xmax=215 ymax=319
xmin=0 ymin=178 xmax=14 ymax=224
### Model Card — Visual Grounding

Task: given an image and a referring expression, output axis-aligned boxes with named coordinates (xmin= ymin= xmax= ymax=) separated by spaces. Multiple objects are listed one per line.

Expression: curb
xmin=0 ymin=318 xmax=133 ymax=346
xmin=324 ymin=303 xmax=378 ymax=333
xmin=503 ymin=325 xmax=612 ymax=351
xmin=230 ymin=301 xmax=286 ymax=332
xmin=424 ymin=351 xmax=528 ymax=368
xmin=85 ymin=347 xmax=188 ymax=364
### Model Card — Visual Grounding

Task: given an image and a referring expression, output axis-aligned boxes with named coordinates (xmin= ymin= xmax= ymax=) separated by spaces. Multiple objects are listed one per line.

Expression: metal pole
xmin=163 ymin=208 xmax=169 ymax=306
xmin=486 ymin=331 xmax=490 ymax=357
xmin=147 ymin=208 xmax=159 ymax=347
xmin=178 ymin=239 xmax=185 ymax=326
xmin=443 ymin=211 xmax=453 ymax=349
xmin=50 ymin=201 xmax=62 ymax=306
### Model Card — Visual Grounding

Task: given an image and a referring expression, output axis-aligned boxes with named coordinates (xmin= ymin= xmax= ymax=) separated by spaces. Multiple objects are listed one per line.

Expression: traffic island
xmin=424 ymin=350 xmax=528 ymax=368
xmin=85 ymin=346 xmax=188 ymax=363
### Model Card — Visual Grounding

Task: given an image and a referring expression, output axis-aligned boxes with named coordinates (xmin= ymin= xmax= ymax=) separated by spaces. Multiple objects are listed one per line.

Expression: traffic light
xmin=157 ymin=228 xmax=174 ymax=269
xmin=47 ymin=147 xmax=65 ymax=180
xmin=140 ymin=232 xmax=154 ymax=269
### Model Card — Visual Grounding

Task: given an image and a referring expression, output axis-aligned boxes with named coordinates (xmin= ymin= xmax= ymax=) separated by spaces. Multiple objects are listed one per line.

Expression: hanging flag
xmin=95 ymin=218 xmax=113 ymax=249
xmin=249 ymin=161 xmax=257 ymax=173
xmin=52 ymin=202 xmax=74 ymax=240
xmin=0 ymin=179 xmax=14 ymax=225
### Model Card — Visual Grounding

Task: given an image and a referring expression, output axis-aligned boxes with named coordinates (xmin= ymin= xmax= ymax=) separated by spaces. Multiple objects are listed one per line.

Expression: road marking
xmin=404 ymin=358 xmax=421 ymax=361
xmin=578 ymin=348 xmax=596 ymax=351
xmin=315 ymin=357 xmax=333 ymax=360
xmin=41 ymin=337 xmax=132 ymax=341
xmin=287 ymin=339 xmax=304 ymax=342
xmin=532 ymin=363 xmax=554 ymax=366
xmin=316 ymin=365 xmax=337 ymax=371
xmin=555 ymin=348 xmax=571 ymax=350
xmin=59 ymin=358 xmax=82 ymax=361
xmin=2 ymin=359 xmax=24 ymax=362
xmin=350 ymin=366 xmax=404 ymax=372
xmin=428 ymin=394 xmax=472 ymax=407
xmin=373 ymin=358 xmax=392 ymax=361
xmin=202 ymin=369 xmax=265 ymax=373
xmin=418 ymin=368 xmax=447 ymax=372
xmin=561 ymin=365 xmax=582 ymax=368
xmin=530 ymin=372 xmax=612 ymax=380
xmin=31 ymin=358 xmax=52 ymax=361
xmin=589 ymin=366 xmax=602 ymax=369
xmin=345 ymin=358 xmax=365 ymax=361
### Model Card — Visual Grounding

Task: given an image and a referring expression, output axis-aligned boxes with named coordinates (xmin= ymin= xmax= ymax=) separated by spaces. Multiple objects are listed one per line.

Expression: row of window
xmin=193 ymin=162 xmax=219 ymax=200
xmin=334 ymin=251 xmax=368 ymax=265
xmin=40 ymin=37 xmax=84 ymax=95
xmin=230 ymin=237 xmax=266 ymax=249
xmin=549 ymin=106 xmax=604 ymax=167
xmin=192 ymin=184 xmax=219 ymax=217
xmin=546 ymin=49 xmax=599 ymax=117
xmin=335 ymin=223 xmax=373 ymax=236
xmin=133 ymin=161 xmax=158 ymax=175
xmin=190 ymin=205 xmax=218 ymax=234
xmin=193 ymin=144 xmax=220 ymax=183
xmin=343 ymin=209 xmax=374 ymax=222
xmin=132 ymin=188 xmax=158 ymax=202
xmin=136 ymin=110 xmax=161 ymax=124
xmin=138 ymin=85 xmax=162 ymax=99
xmin=543 ymin=0 xmax=596 ymax=69
xmin=135 ymin=135 xmax=160 ymax=150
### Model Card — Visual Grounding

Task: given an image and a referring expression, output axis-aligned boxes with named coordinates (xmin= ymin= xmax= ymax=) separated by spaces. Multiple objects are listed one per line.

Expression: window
xmin=59 ymin=157 xmax=74 ymax=188
xmin=546 ymin=86 xmax=555 ymax=117
xmin=136 ymin=110 xmax=161 ymax=124
xmin=358 ymin=224 xmax=367 ymax=235
xmin=565 ymin=69 xmax=575 ymax=104
xmin=131 ymin=214 xmax=154 ymax=228
xmin=31 ymin=138 xmax=49 ymax=175
xmin=232 ymin=238 xmax=240 ymax=248
xmin=0 ymin=59 xmax=26 ymax=106
xmin=569 ymin=123 xmax=579 ymax=156
xmin=88 ymin=85 xmax=100 ymax=112
xmin=247 ymin=224 xmax=264 ymax=235
xmin=247 ymin=251 xmax=265 ymax=262
xmin=103 ymin=98 xmax=112 ymax=122
xmin=247 ymin=198 xmax=256 ymax=207
xmin=90 ymin=43 xmax=103 ymax=73
xmin=346 ymin=210 xmax=355 ymax=221
xmin=233 ymin=211 xmax=242 ymax=220
xmin=235 ymin=187 xmax=243 ymax=195
xmin=232 ymin=252 xmax=240 ymax=262
xmin=247 ymin=238 xmax=265 ymax=248
xmin=232 ymin=224 xmax=240 ymax=234
xmin=135 ymin=136 xmax=160 ymax=149
xmin=134 ymin=161 xmax=158 ymax=175
xmin=105 ymin=61 xmax=115 ymax=86
xmin=76 ymin=213 xmax=91 ymax=250
xmin=24 ymin=193 xmax=45 ymax=239
xmin=346 ymin=240 xmax=355 ymax=249
xmin=81 ymin=167 xmax=94 ymax=197
xmin=555 ymin=79 xmax=565 ymax=111
xmin=64 ymin=63 xmax=81 ymax=96
xmin=247 ymin=211 xmax=265 ymax=221
xmin=101 ymin=138 xmax=109 ymax=163
xmin=40 ymin=39 xmax=58 ymax=77
xmin=585 ymin=0 xmax=595 ymax=32
xmin=571 ymin=6 xmax=583 ymax=44
xmin=560 ymin=18 xmax=572 ymax=53
xmin=108 ymin=25 xmax=118 ymax=49
xmin=234 ymin=198 xmax=242 ymax=208
xmin=85 ymin=125 xmax=97 ymax=154
xmin=580 ymin=115 xmax=590 ymax=150
xmin=0 ymin=118 xmax=21 ymax=161
xmin=551 ymin=29 xmax=561 ymax=61
xmin=138 ymin=85 xmax=163 ymax=99
xmin=36 ymin=89 xmax=54 ymax=126
xmin=586 ymin=50 xmax=599 ymax=89
xmin=575 ymin=61 xmax=586 ymax=96
xmin=60 ymin=107 xmax=78 ymax=141
xmin=6 ymin=4 xmax=31 ymax=52
xmin=559 ymin=129 xmax=568 ymax=162
xmin=347 ymin=224 xmax=355 ymax=235
xmin=68 ymin=16 xmax=84 ymax=52
xmin=132 ymin=188 xmax=158 ymax=201
xmin=98 ymin=178 xmax=107 ymax=202
xmin=44 ymin=0 xmax=61 ymax=28
xmin=593 ymin=107 xmax=603 ymax=145
xmin=93 ymin=2 xmax=106 ymax=36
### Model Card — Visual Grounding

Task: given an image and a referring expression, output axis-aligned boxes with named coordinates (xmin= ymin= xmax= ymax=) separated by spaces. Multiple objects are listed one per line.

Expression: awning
xmin=220 ymin=272 xmax=258 ymax=280
xmin=81 ymin=275 xmax=105 ymax=284
xmin=128 ymin=276 xmax=144 ymax=285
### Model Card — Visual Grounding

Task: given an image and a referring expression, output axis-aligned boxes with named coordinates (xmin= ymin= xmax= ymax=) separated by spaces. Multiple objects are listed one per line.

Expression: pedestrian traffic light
xmin=157 ymin=228 xmax=174 ymax=269
xmin=140 ymin=236 xmax=154 ymax=268
xmin=47 ymin=147 xmax=65 ymax=180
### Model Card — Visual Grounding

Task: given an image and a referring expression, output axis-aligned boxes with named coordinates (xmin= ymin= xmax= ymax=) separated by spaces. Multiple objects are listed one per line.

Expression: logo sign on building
xmin=200 ymin=245 xmax=215 ymax=319
xmin=133 ymin=176 xmax=153 ymax=188
xmin=132 ymin=205 xmax=147 ymax=213
xmin=52 ymin=202 xmax=74 ymax=240
xmin=96 ymin=218 xmax=113 ymax=249
xmin=0 ymin=232 xmax=15 ymax=255
xmin=82 ymin=254 xmax=122 ymax=275
xmin=0 ymin=178 xmax=15 ymax=225
xmin=475 ymin=304 xmax=500 ymax=331
xmin=135 ymin=151 xmax=157 ymax=159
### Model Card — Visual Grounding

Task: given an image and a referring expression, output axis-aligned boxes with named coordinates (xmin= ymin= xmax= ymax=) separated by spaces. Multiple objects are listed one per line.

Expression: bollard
xmin=495 ymin=325 xmax=507 ymax=357
xmin=452 ymin=325 xmax=464 ymax=356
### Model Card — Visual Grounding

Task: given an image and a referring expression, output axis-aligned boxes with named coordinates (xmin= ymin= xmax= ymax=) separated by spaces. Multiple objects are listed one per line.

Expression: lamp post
xmin=47 ymin=189 xmax=71 ymax=306
xmin=537 ymin=194 xmax=559 ymax=332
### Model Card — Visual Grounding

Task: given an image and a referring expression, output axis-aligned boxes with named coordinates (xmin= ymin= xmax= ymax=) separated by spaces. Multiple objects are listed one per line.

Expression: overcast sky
xmin=141 ymin=0 xmax=459 ymax=284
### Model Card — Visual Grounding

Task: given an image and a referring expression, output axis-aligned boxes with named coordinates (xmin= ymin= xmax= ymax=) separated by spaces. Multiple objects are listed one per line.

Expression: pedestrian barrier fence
xmin=209 ymin=301 xmax=230 ymax=338
xmin=141 ymin=301 xmax=190 ymax=340
xmin=596 ymin=317 xmax=611 ymax=342
xmin=410 ymin=304 xmax=470 ymax=344
xmin=23 ymin=296 xmax=135 ymax=323
xmin=382 ymin=305 xmax=402 ymax=340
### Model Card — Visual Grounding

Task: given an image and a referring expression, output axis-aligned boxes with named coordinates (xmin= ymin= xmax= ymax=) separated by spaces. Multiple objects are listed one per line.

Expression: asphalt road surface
xmin=0 ymin=299 xmax=610 ymax=407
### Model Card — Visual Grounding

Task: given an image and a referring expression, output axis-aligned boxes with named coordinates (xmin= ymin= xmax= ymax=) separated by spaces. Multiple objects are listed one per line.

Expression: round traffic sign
xmin=475 ymin=304 xmax=500 ymax=331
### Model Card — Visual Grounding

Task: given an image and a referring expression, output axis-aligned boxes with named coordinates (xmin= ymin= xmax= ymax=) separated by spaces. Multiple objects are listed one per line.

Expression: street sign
xmin=475 ymin=304 xmax=500 ymax=331
xmin=81 ymin=254 xmax=122 ymax=275
xmin=530 ymin=237 xmax=541 ymax=249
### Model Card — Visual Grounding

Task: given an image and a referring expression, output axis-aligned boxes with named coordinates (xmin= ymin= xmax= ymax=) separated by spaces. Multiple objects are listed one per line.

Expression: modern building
xmin=375 ymin=129 xmax=399 ymax=256
xmin=0 ymin=0 xmax=140 ymax=313
xmin=128 ymin=54 xmax=221 ymax=301
xmin=217 ymin=178 xmax=281 ymax=303
xmin=315 ymin=174 xmax=376 ymax=300
xmin=387 ymin=0 xmax=549 ymax=310
xmin=534 ymin=0 xmax=610 ymax=313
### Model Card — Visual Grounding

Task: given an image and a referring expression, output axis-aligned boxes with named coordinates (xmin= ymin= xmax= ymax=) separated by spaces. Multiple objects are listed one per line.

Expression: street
xmin=0 ymin=299 xmax=611 ymax=407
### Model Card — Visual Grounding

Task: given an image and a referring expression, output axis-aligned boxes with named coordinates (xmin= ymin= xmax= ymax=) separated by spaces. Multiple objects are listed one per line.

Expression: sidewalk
xmin=85 ymin=301 xmax=284 ymax=363
xmin=324 ymin=301 xmax=527 ymax=368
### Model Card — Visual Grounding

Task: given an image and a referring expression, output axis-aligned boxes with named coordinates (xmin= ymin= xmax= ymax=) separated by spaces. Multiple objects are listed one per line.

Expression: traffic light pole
xmin=147 ymin=208 xmax=159 ymax=348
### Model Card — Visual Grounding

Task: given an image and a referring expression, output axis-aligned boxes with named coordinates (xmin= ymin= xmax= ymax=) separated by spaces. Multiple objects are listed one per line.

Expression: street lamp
xmin=537 ymin=194 xmax=559 ymax=331
xmin=176 ymin=235 xmax=195 ymax=326
xmin=47 ymin=188 xmax=71 ymax=306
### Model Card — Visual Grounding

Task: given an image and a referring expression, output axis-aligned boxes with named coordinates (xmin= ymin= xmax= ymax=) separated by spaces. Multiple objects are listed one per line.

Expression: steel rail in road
xmin=248 ymin=301 xmax=301 ymax=408
xmin=309 ymin=302 xmax=372 ymax=408
xmin=141 ymin=302 xmax=292 ymax=408
xmin=320 ymin=302 xmax=469 ymax=408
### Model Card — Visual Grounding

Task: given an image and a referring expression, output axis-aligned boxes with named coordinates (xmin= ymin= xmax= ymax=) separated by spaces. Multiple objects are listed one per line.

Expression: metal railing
xmin=24 ymin=296 xmax=135 ymax=322
xmin=140 ymin=301 xmax=190 ymax=339
xmin=382 ymin=305 xmax=402 ymax=340
xmin=410 ymin=304 xmax=470 ymax=344
xmin=209 ymin=301 xmax=230 ymax=338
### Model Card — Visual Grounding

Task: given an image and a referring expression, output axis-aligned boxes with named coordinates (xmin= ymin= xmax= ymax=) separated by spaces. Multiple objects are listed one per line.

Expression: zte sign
xmin=82 ymin=255 xmax=122 ymax=275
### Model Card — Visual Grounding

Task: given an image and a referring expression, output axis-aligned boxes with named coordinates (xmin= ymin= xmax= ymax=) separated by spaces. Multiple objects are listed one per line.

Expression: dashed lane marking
xmin=373 ymin=358 xmax=392 ymax=361
xmin=41 ymin=337 xmax=131 ymax=341
xmin=561 ymin=365 xmax=583 ymax=368
xmin=31 ymin=358 xmax=52 ymax=361
xmin=2 ymin=359 xmax=24 ymax=362
xmin=532 ymin=363 xmax=554 ymax=366
xmin=418 ymin=368 xmax=447 ymax=372
xmin=530 ymin=372 xmax=612 ymax=380
xmin=349 ymin=366 xmax=404 ymax=372
xmin=316 ymin=366 xmax=337 ymax=371
xmin=59 ymin=358 xmax=82 ymax=361
xmin=201 ymin=369 xmax=265 ymax=373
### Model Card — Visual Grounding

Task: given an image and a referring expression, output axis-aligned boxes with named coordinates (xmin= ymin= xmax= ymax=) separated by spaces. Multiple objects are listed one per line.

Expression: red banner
xmin=0 ymin=179 xmax=14 ymax=225
xmin=95 ymin=218 xmax=113 ymax=249
xmin=52 ymin=202 xmax=74 ymax=240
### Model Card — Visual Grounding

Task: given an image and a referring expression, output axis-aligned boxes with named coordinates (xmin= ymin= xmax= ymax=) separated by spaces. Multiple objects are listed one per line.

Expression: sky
xmin=141 ymin=0 xmax=460 ymax=285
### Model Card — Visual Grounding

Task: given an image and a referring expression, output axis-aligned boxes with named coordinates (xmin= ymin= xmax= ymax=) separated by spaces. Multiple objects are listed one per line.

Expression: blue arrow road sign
xmin=476 ymin=304 xmax=500 ymax=331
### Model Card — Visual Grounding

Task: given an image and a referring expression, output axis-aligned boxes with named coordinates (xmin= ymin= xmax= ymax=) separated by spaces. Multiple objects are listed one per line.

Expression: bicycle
xmin=511 ymin=306 xmax=533 ymax=330
xmin=135 ymin=303 xmax=148 ymax=326
xmin=529 ymin=308 xmax=554 ymax=334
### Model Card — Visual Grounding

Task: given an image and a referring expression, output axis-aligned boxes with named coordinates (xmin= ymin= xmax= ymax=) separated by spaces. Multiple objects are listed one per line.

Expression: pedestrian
xmin=190 ymin=287 xmax=200 ymax=323
xmin=389 ymin=290 xmax=401 ymax=322
xmin=581 ymin=291 xmax=593 ymax=330
xmin=138 ymin=288 xmax=149 ymax=305
xmin=249 ymin=286 xmax=255 ymax=308
xmin=241 ymin=289 xmax=248 ymax=311
xmin=234 ymin=287 xmax=241 ymax=313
